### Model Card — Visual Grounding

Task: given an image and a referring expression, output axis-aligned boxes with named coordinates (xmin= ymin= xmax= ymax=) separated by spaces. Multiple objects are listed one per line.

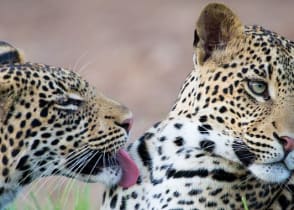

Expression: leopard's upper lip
xmin=261 ymin=152 xmax=294 ymax=172
xmin=272 ymin=133 xmax=294 ymax=165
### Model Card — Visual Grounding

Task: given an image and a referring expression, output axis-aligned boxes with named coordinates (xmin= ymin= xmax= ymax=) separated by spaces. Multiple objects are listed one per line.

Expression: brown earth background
xmin=0 ymin=0 xmax=293 ymax=209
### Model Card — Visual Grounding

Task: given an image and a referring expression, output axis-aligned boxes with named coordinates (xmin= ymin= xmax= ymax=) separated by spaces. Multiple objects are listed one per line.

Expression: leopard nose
xmin=280 ymin=136 xmax=294 ymax=152
xmin=115 ymin=118 xmax=133 ymax=134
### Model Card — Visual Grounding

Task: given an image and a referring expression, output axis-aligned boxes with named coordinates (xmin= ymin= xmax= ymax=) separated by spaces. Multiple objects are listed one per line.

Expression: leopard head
xmin=170 ymin=3 xmax=294 ymax=183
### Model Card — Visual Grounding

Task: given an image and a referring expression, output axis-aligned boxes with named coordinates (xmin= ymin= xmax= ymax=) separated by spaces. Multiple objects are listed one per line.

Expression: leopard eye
xmin=247 ymin=80 xmax=269 ymax=98
xmin=55 ymin=94 xmax=84 ymax=112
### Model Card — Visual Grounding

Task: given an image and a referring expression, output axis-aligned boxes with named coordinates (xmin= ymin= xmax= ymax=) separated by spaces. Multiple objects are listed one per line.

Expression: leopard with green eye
xmin=0 ymin=41 xmax=139 ymax=209
xmin=102 ymin=3 xmax=294 ymax=210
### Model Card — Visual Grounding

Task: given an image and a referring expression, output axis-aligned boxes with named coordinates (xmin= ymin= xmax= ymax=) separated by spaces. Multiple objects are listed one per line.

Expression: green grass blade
xmin=8 ymin=184 xmax=92 ymax=210
xmin=74 ymin=185 xmax=90 ymax=210
xmin=30 ymin=192 xmax=42 ymax=210
xmin=242 ymin=196 xmax=249 ymax=210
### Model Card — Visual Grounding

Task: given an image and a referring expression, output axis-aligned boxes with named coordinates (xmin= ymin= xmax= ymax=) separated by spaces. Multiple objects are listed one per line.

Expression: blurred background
xmin=0 ymin=0 xmax=293 ymax=209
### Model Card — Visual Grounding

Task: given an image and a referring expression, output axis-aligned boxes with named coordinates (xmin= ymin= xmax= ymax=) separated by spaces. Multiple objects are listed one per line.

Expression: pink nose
xmin=281 ymin=136 xmax=294 ymax=152
xmin=122 ymin=118 xmax=133 ymax=133
xmin=116 ymin=118 xmax=133 ymax=134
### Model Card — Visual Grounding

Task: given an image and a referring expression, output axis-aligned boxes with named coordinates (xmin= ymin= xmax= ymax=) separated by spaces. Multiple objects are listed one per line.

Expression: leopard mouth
xmin=232 ymin=138 xmax=294 ymax=183
xmin=244 ymin=150 xmax=294 ymax=183
xmin=243 ymin=148 xmax=294 ymax=184
xmin=248 ymin=161 xmax=291 ymax=183
xmin=65 ymin=150 xmax=119 ymax=175
xmin=64 ymin=148 xmax=139 ymax=187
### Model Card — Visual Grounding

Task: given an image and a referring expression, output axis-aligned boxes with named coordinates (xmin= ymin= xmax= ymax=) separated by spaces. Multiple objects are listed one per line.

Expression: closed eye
xmin=55 ymin=94 xmax=84 ymax=112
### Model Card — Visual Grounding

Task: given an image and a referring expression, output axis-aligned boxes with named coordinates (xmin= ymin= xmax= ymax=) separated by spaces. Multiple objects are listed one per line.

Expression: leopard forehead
xmin=0 ymin=62 xmax=129 ymax=156
xmin=0 ymin=62 xmax=93 ymax=95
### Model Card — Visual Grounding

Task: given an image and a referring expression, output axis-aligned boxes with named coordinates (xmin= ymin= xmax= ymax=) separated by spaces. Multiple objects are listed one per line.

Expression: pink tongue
xmin=117 ymin=149 xmax=139 ymax=188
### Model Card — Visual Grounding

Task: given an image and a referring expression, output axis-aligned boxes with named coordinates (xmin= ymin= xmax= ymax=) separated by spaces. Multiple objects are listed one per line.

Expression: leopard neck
xmin=130 ymin=118 xmax=283 ymax=209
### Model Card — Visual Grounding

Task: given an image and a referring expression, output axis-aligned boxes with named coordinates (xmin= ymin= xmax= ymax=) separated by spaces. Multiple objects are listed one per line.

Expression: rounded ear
xmin=0 ymin=41 xmax=25 ymax=121
xmin=193 ymin=3 xmax=243 ymax=65
xmin=0 ymin=41 xmax=24 ymax=65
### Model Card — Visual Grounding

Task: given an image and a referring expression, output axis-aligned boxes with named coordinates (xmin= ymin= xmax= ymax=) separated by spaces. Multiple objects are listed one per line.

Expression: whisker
xmin=77 ymin=60 xmax=93 ymax=76
xmin=27 ymin=145 xmax=90 ymax=197
xmin=71 ymin=51 xmax=89 ymax=74
xmin=28 ymin=145 xmax=89 ymax=191
xmin=85 ymin=151 xmax=103 ymax=183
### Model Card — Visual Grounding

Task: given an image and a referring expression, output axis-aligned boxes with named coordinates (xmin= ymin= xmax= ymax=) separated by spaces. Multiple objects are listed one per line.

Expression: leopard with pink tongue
xmin=0 ymin=41 xmax=139 ymax=209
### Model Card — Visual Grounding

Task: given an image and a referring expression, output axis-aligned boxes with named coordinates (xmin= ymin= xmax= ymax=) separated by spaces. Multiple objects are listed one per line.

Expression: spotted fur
xmin=0 ymin=41 xmax=133 ymax=209
xmin=102 ymin=3 xmax=294 ymax=210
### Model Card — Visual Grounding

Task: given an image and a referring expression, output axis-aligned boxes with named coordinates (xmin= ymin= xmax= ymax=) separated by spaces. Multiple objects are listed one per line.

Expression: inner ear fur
xmin=194 ymin=3 xmax=243 ymax=65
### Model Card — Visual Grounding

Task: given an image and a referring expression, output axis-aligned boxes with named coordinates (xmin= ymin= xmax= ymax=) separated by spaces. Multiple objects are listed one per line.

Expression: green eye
xmin=247 ymin=80 xmax=268 ymax=96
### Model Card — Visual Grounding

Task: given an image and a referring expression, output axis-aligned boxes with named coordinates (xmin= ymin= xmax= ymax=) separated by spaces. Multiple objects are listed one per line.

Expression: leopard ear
xmin=0 ymin=41 xmax=24 ymax=121
xmin=193 ymin=3 xmax=243 ymax=65
xmin=0 ymin=41 xmax=24 ymax=65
